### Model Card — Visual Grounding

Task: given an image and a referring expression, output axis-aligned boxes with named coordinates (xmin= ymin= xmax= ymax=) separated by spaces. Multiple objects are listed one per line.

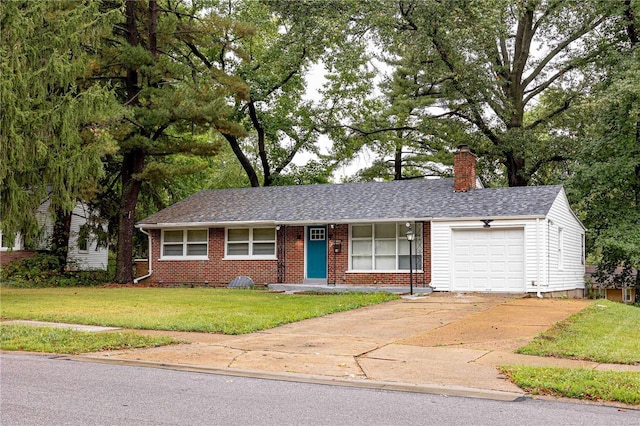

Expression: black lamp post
xmin=406 ymin=227 xmax=415 ymax=295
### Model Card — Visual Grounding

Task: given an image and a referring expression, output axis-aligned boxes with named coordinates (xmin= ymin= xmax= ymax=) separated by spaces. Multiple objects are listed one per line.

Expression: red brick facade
xmin=143 ymin=223 xmax=432 ymax=287
xmin=0 ymin=250 xmax=37 ymax=267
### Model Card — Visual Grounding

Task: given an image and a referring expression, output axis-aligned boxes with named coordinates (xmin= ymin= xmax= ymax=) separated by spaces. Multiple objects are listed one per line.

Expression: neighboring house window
xmin=226 ymin=227 xmax=276 ymax=259
xmin=558 ymin=228 xmax=564 ymax=270
xmin=0 ymin=231 xmax=19 ymax=251
xmin=161 ymin=229 xmax=208 ymax=259
xmin=350 ymin=222 xmax=422 ymax=271
xmin=77 ymin=225 xmax=89 ymax=253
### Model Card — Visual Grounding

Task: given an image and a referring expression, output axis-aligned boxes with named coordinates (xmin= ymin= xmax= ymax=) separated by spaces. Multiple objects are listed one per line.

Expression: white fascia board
xmin=278 ymin=217 xmax=433 ymax=226
xmin=556 ymin=188 xmax=587 ymax=231
xmin=137 ymin=217 xmax=435 ymax=229
xmin=431 ymin=215 xmax=546 ymax=222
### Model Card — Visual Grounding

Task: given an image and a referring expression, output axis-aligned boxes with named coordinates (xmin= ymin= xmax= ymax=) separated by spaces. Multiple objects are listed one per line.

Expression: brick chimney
xmin=454 ymin=145 xmax=477 ymax=192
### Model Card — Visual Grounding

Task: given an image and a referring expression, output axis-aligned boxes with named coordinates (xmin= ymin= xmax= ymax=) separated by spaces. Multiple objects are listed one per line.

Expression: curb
xmin=68 ymin=354 xmax=525 ymax=402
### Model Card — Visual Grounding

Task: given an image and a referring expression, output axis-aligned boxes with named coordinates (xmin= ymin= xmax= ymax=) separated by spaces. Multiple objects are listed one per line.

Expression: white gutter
xmin=136 ymin=220 xmax=278 ymax=229
xmin=133 ymin=228 xmax=153 ymax=284
xmin=136 ymin=217 xmax=434 ymax=229
xmin=430 ymin=215 xmax=547 ymax=222
xmin=278 ymin=218 xmax=433 ymax=226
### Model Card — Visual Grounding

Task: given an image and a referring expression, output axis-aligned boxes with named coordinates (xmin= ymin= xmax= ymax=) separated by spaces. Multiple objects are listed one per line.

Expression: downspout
xmin=133 ymin=228 xmax=152 ymax=283
xmin=536 ymin=218 xmax=542 ymax=298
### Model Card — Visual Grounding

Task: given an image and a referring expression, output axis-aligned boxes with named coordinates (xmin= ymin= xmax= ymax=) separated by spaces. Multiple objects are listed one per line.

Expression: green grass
xmin=506 ymin=300 xmax=640 ymax=405
xmin=517 ymin=300 xmax=640 ymax=364
xmin=501 ymin=366 xmax=640 ymax=405
xmin=0 ymin=287 xmax=398 ymax=334
xmin=0 ymin=324 xmax=178 ymax=354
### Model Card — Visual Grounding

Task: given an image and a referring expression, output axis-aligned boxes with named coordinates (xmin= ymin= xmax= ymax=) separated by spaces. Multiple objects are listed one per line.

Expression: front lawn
xmin=506 ymin=300 xmax=640 ymax=405
xmin=0 ymin=287 xmax=398 ymax=334
xmin=0 ymin=324 xmax=178 ymax=354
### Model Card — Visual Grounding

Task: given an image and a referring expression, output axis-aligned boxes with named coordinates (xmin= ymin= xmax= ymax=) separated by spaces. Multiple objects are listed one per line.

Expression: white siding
xmin=544 ymin=189 xmax=585 ymax=292
xmin=34 ymin=200 xmax=109 ymax=271
xmin=66 ymin=202 xmax=109 ymax=271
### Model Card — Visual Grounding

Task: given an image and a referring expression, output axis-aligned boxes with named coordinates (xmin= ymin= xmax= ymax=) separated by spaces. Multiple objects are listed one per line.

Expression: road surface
xmin=1 ymin=353 xmax=638 ymax=425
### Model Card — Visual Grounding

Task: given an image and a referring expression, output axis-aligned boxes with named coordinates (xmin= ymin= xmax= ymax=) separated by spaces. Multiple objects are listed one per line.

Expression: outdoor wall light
xmin=481 ymin=219 xmax=493 ymax=228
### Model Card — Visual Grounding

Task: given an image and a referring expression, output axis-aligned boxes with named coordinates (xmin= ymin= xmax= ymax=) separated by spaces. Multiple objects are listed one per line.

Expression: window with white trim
xmin=0 ymin=231 xmax=20 ymax=252
xmin=161 ymin=229 xmax=208 ymax=259
xmin=226 ymin=227 xmax=276 ymax=258
xmin=558 ymin=228 xmax=564 ymax=270
xmin=350 ymin=223 xmax=422 ymax=271
xmin=77 ymin=225 xmax=89 ymax=253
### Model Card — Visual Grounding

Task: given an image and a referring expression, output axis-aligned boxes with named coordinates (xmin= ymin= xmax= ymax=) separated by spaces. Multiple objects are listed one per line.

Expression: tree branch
xmin=525 ymin=96 xmax=574 ymax=130
xmin=523 ymin=14 xmax=607 ymax=88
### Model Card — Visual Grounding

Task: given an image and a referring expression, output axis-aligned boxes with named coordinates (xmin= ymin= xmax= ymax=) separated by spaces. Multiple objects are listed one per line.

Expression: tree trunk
xmin=394 ymin=144 xmax=403 ymax=180
xmin=51 ymin=208 xmax=72 ymax=272
xmin=223 ymin=134 xmax=261 ymax=187
xmin=115 ymin=151 xmax=145 ymax=283
xmin=114 ymin=0 xmax=143 ymax=284
xmin=504 ymin=151 xmax=528 ymax=187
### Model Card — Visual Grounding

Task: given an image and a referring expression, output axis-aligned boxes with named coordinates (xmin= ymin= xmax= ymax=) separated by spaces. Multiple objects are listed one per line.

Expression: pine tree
xmin=95 ymin=0 xmax=246 ymax=283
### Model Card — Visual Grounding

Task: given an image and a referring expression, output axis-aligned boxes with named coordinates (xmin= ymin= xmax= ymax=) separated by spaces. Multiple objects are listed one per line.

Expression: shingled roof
xmin=137 ymin=178 xmax=564 ymax=227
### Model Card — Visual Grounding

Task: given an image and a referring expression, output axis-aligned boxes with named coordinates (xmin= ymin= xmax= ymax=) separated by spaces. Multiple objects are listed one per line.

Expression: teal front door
xmin=306 ymin=226 xmax=327 ymax=279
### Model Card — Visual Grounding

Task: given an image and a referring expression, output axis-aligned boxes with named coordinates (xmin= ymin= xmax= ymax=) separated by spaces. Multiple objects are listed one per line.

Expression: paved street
xmin=2 ymin=353 xmax=638 ymax=426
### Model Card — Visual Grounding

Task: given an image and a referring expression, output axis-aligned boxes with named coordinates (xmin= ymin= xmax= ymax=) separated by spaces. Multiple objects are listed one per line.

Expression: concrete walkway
xmin=71 ymin=293 xmax=639 ymax=400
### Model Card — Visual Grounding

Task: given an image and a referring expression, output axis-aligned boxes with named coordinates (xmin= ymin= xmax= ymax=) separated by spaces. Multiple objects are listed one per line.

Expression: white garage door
xmin=452 ymin=228 xmax=525 ymax=292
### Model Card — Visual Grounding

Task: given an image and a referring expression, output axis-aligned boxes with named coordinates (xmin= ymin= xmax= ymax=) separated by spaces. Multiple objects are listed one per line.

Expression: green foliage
xmin=501 ymin=366 xmax=640 ymax=405
xmin=1 ymin=254 xmax=109 ymax=288
xmin=517 ymin=300 xmax=640 ymax=365
xmin=349 ymin=0 xmax=621 ymax=186
xmin=184 ymin=0 xmax=369 ymax=187
xmin=0 ymin=0 xmax=121 ymax=247
xmin=0 ymin=325 xmax=177 ymax=354
xmin=0 ymin=288 xmax=398 ymax=335
xmin=569 ymin=2 xmax=640 ymax=295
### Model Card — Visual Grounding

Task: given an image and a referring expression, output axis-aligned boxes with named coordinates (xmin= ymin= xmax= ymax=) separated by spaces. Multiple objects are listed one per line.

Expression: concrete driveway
xmin=86 ymin=293 xmax=606 ymax=395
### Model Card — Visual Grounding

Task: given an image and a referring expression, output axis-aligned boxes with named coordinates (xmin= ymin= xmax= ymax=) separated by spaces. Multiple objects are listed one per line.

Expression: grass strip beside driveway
xmin=0 ymin=288 xmax=398 ymax=334
xmin=502 ymin=366 xmax=640 ymax=406
xmin=0 ymin=324 xmax=178 ymax=354
xmin=517 ymin=299 xmax=640 ymax=365
xmin=507 ymin=300 xmax=640 ymax=405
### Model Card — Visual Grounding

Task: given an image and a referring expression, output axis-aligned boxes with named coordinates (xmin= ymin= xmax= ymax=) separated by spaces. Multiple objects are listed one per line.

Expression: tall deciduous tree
xmin=182 ymin=0 xmax=364 ymax=187
xmin=364 ymin=0 xmax=617 ymax=186
xmin=0 ymin=0 xmax=119 ymax=268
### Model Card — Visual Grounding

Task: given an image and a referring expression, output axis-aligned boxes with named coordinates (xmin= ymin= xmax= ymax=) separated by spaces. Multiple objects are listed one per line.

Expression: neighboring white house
xmin=0 ymin=200 xmax=108 ymax=271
